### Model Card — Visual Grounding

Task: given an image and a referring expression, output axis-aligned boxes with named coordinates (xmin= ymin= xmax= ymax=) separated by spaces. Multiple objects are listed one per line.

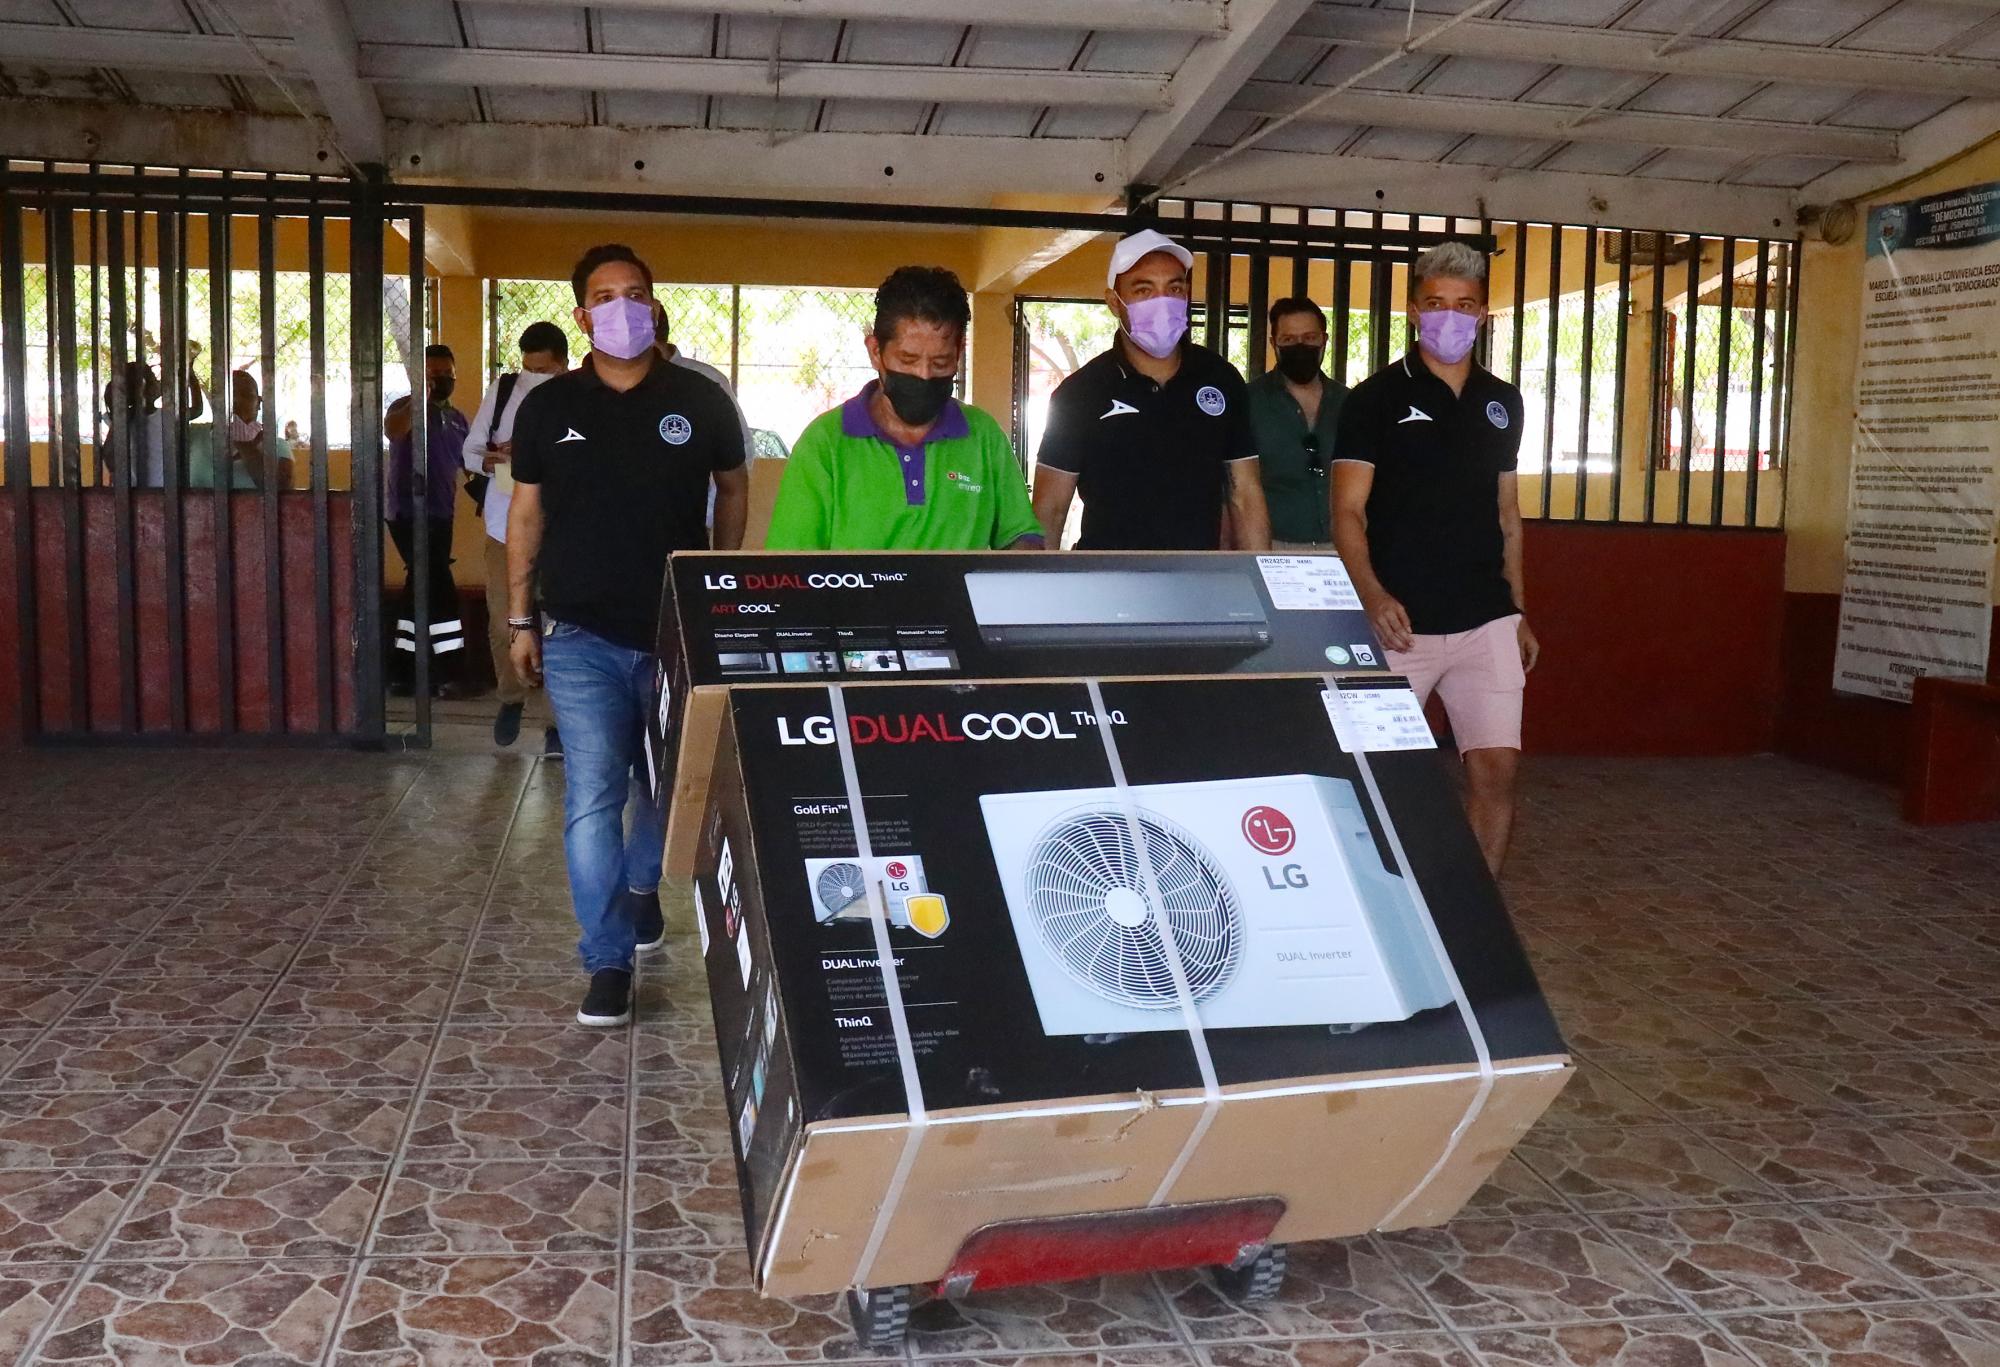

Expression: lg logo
xmin=1241 ymin=805 xmax=1296 ymax=855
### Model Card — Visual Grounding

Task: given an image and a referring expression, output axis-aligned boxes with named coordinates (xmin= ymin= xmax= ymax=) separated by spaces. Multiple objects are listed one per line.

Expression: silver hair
xmin=1410 ymin=241 xmax=1488 ymax=293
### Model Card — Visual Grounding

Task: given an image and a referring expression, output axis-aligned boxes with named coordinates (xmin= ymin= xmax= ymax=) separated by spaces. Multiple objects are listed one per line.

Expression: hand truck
xmin=843 ymin=1196 xmax=1288 ymax=1350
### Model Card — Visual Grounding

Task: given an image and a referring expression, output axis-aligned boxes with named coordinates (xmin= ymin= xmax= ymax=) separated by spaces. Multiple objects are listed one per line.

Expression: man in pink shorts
xmin=1330 ymin=241 xmax=1539 ymax=875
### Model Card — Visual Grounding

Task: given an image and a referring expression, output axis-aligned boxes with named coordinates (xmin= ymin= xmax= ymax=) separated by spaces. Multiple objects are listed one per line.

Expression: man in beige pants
xmin=464 ymin=321 xmax=569 ymax=751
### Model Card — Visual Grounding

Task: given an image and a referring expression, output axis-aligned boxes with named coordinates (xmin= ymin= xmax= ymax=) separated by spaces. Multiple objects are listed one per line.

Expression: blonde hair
xmin=1410 ymin=241 xmax=1488 ymax=295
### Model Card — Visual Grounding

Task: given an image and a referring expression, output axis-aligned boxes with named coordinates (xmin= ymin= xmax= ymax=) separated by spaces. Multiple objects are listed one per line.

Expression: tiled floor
xmin=1 ymin=747 xmax=1998 ymax=1366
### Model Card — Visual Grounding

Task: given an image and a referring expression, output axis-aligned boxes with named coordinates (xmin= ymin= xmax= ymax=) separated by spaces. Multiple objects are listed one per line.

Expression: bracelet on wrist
xmin=507 ymin=616 xmax=537 ymax=629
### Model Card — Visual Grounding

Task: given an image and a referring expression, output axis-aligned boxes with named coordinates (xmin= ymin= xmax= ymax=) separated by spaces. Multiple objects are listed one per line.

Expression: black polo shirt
xmin=1035 ymin=342 xmax=1256 ymax=550
xmin=512 ymin=355 xmax=746 ymax=651
xmin=1335 ymin=351 xmax=1523 ymax=635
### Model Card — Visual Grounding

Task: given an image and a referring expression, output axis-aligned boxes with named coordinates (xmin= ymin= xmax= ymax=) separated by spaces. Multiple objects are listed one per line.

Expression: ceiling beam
xmin=455 ymin=0 xmax=1228 ymax=35
xmin=1175 ymin=147 xmax=1798 ymax=240
xmin=0 ymin=22 xmax=251 ymax=74
xmin=358 ymin=45 xmax=1172 ymax=108
xmin=1231 ymin=83 xmax=1903 ymax=162
xmin=274 ymin=0 xmax=386 ymax=167
xmin=1295 ymin=7 xmax=2000 ymax=101
xmin=1126 ymin=0 xmax=1318 ymax=184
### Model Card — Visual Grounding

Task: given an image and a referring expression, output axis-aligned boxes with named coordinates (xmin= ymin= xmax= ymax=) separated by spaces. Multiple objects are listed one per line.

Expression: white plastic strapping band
xmin=1323 ymin=677 xmax=1495 ymax=1227
xmin=826 ymin=684 xmax=929 ymax=1292
xmin=1083 ymin=679 xmax=1222 ymax=1208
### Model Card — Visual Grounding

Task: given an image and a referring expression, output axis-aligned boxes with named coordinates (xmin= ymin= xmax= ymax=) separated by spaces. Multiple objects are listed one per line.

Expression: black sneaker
xmin=494 ymin=702 xmax=524 ymax=747
xmin=544 ymin=727 xmax=564 ymax=761
xmin=576 ymin=969 xmax=632 ymax=1027
xmin=630 ymin=890 xmax=666 ymax=955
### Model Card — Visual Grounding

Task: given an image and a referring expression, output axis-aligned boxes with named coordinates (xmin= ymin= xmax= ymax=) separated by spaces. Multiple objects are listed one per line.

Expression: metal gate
xmin=0 ymin=164 xmax=435 ymax=746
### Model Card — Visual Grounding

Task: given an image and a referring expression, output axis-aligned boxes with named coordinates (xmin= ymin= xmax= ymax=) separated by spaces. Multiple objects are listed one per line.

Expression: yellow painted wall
xmin=1784 ymin=135 xmax=2000 ymax=597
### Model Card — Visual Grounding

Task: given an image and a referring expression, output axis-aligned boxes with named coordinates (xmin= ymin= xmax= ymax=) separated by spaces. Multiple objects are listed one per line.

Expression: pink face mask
xmin=1122 ymin=294 xmax=1189 ymax=360
xmin=588 ymin=296 xmax=657 ymax=360
xmin=1416 ymin=308 xmax=1481 ymax=365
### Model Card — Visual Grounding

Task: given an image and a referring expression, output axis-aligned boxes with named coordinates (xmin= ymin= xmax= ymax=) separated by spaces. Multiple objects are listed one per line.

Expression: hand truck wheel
xmin=845 ymin=1284 xmax=911 ymax=1350
xmin=1211 ymin=1243 xmax=1287 ymax=1305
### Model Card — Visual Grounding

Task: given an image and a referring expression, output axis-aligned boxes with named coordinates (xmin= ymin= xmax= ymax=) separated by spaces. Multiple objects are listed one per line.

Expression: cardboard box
xmin=656 ymin=550 xmax=1388 ymax=874
xmin=692 ymin=676 xmax=1570 ymax=1298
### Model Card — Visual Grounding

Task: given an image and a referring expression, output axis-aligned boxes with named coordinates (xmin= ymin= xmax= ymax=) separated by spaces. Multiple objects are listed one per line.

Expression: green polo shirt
xmin=1246 ymin=369 xmax=1347 ymax=544
xmin=765 ymin=385 xmax=1042 ymax=551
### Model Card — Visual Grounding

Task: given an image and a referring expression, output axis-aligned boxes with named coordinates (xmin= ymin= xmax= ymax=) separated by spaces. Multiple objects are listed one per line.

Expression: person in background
xmin=1331 ymin=241 xmax=1537 ymax=875
xmin=767 ymin=266 xmax=1042 ymax=552
xmin=100 ymin=349 xmax=206 ymax=489
xmin=227 ymin=370 xmax=291 ymax=491
xmin=384 ymin=343 xmax=471 ymax=697
xmin=1248 ymin=297 xmax=1345 ymax=551
xmin=463 ymin=321 xmax=570 ymax=752
xmin=1031 ymin=228 xmax=1269 ymax=551
xmin=508 ymin=243 xmax=749 ymax=1029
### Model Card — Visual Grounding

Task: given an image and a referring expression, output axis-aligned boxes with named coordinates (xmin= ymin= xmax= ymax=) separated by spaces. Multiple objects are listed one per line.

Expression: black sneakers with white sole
xmin=576 ymin=968 xmax=633 ymax=1027
xmin=630 ymin=889 xmax=666 ymax=955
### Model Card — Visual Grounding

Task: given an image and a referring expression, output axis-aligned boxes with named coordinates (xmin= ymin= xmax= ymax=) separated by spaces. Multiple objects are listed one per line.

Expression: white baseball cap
xmin=1106 ymin=228 xmax=1194 ymax=288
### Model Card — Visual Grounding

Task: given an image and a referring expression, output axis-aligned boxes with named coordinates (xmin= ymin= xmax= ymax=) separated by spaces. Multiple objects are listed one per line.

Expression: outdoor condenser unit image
xmin=963 ymin=570 xmax=1271 ymax=649
xmin=979 ymin=776 xmax=1453 ymax=1035
xmin=803 ymin=855 xmax=929 ymax=928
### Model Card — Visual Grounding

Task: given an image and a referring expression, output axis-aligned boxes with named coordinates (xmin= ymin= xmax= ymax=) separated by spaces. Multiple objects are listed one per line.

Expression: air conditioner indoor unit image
xmin=978 ymin=775 xmax=1454 ymax=1036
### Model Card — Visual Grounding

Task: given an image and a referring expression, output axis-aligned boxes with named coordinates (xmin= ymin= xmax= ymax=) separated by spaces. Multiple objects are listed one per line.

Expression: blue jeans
xmin=541 ymin=622 xmax=666 ymax=973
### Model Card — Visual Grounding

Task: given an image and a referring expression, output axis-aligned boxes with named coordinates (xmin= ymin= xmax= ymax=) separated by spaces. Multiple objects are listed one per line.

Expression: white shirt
xmin=462 ymin=369 xmax=556 ymax=543
xmin=664 ymin=348 xmax=754 ymax=529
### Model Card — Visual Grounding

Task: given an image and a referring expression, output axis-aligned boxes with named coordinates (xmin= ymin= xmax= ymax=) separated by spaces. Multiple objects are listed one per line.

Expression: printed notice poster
xmin=1834 ymin=182 xmax=2000 ymax=702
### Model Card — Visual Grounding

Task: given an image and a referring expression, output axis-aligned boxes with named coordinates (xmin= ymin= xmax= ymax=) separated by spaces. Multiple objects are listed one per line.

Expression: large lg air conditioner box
xmin=980 ymin=775 xmax=1453 ymax=1035
xmin=963 ymin=570 xmax=1271 ymax=649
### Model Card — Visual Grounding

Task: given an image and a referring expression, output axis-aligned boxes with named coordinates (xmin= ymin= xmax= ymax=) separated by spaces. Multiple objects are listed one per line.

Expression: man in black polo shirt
xmin=509 ymin=243 xmax=748 ymax=1027
xmin=1031 ymin=229 xmax=1270 ymax=550
xmin=1332 ymin=241 xmax=1538 ymax=876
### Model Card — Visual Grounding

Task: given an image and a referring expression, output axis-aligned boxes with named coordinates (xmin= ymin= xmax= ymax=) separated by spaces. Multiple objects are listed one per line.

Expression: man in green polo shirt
xmin=766 ymin=266 xmax=1043 ymax=552
xmin=1247 ymin=296 xmax=1347 ymax=551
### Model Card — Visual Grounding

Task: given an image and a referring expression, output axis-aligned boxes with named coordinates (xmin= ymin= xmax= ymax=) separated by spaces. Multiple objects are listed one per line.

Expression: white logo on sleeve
xmin=1397 ymin=406 xmax=1433 ymax=424
xmin=1195 ymin=385 xmax=1227 ymax=416
xmin=1486 ymin=400 xmax=1510 ymax=429
xmin=557 ymin=427 xmax=586 ymax=443
xmin=660 ymin=414 xmax=693 ymax=446
xmin=1100 ymin=399 xmax=1139 ymax=420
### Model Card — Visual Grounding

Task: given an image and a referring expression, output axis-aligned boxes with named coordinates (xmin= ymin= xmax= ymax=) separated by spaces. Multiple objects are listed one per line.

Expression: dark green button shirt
xmin=1246 ymin=369 xmax=1346 ymax=544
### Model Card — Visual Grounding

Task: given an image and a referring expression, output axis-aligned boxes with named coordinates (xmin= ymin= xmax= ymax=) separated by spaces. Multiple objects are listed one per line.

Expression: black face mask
xmin=1275 ymin=343 xmax=1325 ymax=385
xmin=429 ymin=375 xmax=456 ymax=404
xmin=880 ymin=369 xmax=953 ymax=427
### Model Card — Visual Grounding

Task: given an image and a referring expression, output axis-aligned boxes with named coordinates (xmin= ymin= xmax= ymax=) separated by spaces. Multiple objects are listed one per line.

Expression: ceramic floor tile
xmin=0 ymin=1093 xmax=193 ymax=1170
xmin=1596 ymin=1207 xmax=1912 ymax=1313
xmin=333 ymin=1253 xmax=619 ymax=1365
xmin=1696 ymin=1121 xmax=1985 ymax=1200
xmin=1160 ymin=1236 xmax=1445 ymax=1340
xmin=0 ymin=939 xmax=127 ymax=978
xmin=632 ymin=1085 xmax=732 ymax=1161
xmin=450 ymin=974 xmax=598 ymax=1025
xmin=463 ymin=941 xmax=582 ymax=977
xmin=256 ymin=974 xmax=458 ymax=1028
xmin=64 ymin=976 xmax=276 ymax=1029
xmin=146 ymin=897 xmax=330 ymax=937
xmin=217 ymin=1026 xmax=435 ymax=1091
xmin=905 ymin=1274 xmax=1182 ymax=1357
xmin=1900 ymin=1114 xmax=2000 ymax=1190
xmin=427 ymin=1024 xmax=631 ymax=1090
xmin=1196 ymin=1340 xmax=1472 ymax=1367
xmin=1465 ymin=1318 xmax=1754 ymax=1367
xmin=629 ymin=1155 xmax=747 ymax=1250
xmin=1711 ymin=1305 xmax=2000 ymax=1366
xmin=1589 ymin=1058 xmax=1844 ymax=1123
xmin=1801 ymin=1196 xmax=2000 ymax=1299
xmin=1775 ymin=1054 xmax=2000 ymax=1119
xmin=313 ymin=895 xmax=487 ymax=936
xmin=0 ymin=1263 xmax=76 ymax=1363
xmin=625 ymin=1247 xmax=882 ymax=1364
xmin=1459 ymin=1157 xmax=1577 ymax=1219
xmin=103 ymin=1165 xmax=384 ymax=1261
xmin=370 ymin=1160 xmax=623 ymax=1254
xmin=41 ymin=1259 xmax=351 ymax=1365
xmin=8 ymin=1028 xmax=233 ymax=1093
xmin=114 ymin=934 xmax=302 ymax=977
xmin=0 ymin=979 xmax=93 ymax=1029
xmin=289 ymin=933 xmax=471 ymax=976
xmin=0 ymin=1028 xmax=34 ymax=1079
xmin=170 ymin=1091 xmax=410 ymax=1167
xmin=1516 ymin=1128 xmax=1775 ymax=1212
xmin=0 ymin=1170 xmax=140 ymax=1261
xmin=404 ymin=1088 xmax=626 ymax=1162
xmin=1375 ymin=1217 xmax=1685 ymax=1329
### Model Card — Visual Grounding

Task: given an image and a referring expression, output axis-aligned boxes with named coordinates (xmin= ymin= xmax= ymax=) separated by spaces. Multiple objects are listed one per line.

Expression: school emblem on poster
xmin=660 ymin=414 xmax=693 ymax=445
xmin=1196 ymin=385 xmax=1226 ymax=416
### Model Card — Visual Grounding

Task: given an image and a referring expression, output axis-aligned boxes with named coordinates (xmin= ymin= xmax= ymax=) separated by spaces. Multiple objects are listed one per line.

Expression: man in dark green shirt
xmin=1246 ymin=296 xmax=1347 ymax=550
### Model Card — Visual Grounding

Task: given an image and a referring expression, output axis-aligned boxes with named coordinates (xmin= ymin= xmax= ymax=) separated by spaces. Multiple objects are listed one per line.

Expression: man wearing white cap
xmin=1031 ymin=229 xmax=1270 ymax=551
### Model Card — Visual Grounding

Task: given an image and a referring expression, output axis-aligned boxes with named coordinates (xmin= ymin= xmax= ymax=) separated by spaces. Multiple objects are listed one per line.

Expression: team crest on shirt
xmin=1195 ymin=385 xmax=1226 ymax=416
xmin=660 ymin=414 xmax=693 ymax=446
xmin=1485 ymin=401 xmax=1509 ymax=430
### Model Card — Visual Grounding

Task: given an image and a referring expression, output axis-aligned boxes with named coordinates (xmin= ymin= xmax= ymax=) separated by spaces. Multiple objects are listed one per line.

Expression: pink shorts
xmin=1386 ymin=614 xmax=1525 ymax=753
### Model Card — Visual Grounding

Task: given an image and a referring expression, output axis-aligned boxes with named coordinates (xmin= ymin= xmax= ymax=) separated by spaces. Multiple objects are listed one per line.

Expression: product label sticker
xmin=694 ymin=878 xmax=711 ymax=957
xmin=736 ymin=923 xmax=754 ymax=990
xmin=1258 ymin=554 xmax=1362 ymax=611
xmin=717 ymin=838 xmax=736 ymax=905
xmin=1324 ymin=685 xmax=1436 ymax=752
